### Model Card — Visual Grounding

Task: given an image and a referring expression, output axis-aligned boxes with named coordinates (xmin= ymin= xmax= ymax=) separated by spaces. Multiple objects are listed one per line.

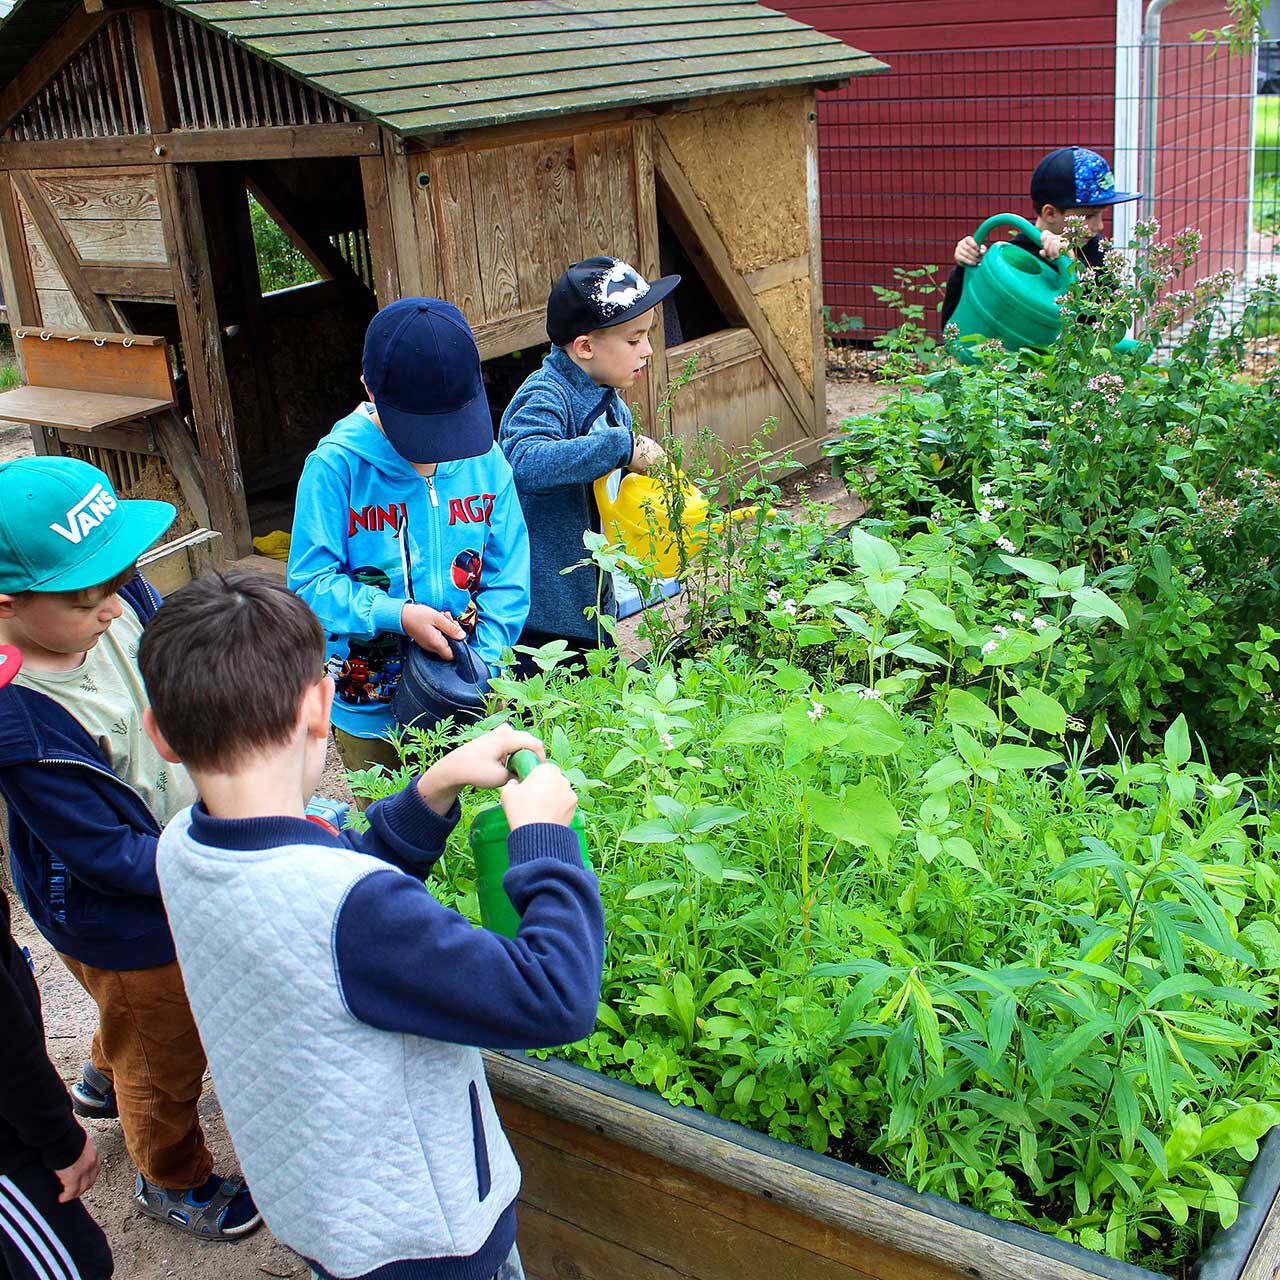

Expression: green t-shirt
xmin=15 ymin=605 xmax=198 ymax=825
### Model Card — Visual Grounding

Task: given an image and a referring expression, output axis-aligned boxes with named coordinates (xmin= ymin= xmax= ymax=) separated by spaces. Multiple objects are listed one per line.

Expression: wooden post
xmin=631 ymin=119 xmax=666 ymax=435
xmin=157 ymin=165 xmax=252 ymax=556
xmin=804 ymin=93 xmax=827 ymax=437
xmin=129 ymin=9 xmax=179 ymax=134
xmin=360 ymin=151 xmax=399 ymax=306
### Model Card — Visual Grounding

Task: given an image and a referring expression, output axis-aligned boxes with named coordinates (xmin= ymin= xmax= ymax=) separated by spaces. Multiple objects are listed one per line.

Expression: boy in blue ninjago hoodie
xmin=290 ymin=298 xmax=530 ymax=776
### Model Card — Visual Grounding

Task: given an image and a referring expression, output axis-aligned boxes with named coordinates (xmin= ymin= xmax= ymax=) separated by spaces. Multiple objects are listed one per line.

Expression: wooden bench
xmin=0 ymin=326 xmax=210 ymax=528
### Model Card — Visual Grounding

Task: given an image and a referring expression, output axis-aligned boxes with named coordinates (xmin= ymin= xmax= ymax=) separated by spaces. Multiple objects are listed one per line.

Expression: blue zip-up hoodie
xmin=289 ymin=408 xmax=530 ymax=740
xmin=0 ymin=576 xmax=174 ymax=971
xmin=498 ymin=348 xmax=635 ymax=640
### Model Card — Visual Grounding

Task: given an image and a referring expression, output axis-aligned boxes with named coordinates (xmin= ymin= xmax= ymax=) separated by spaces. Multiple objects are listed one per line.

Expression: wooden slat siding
xmin=430 ymin=150 xmax=483 ymax=320
xmin=743 ymin=254 xmax=810 ymax=293
xmin=36 ymin=292 xmax=87 ymax=329
xmin=485 ymin=1053 xmax=1161 ymax=1280
xmin=80 ymin=264 xmax=174 ymax=298
xmin=631 ymin=118 xmax=665 ymax=433
xmin=11 ymin=172 xmax=116 ymax=330
xmin=0 ymin=124 xmax=382 ymax=169
xmin=157 ymin=164 xmax=252 ymax=556
xmin=468 ymin=144 xmax=520 ymax=322
xmin=33 ymin=170 xmax=160 ymax=220
xmin=536 ymin=138 xmax=581 ymax=291
xmin=1239 ymin=1180 xmax=1280 ymax=1280
xmin=86 ymin=0 xmax=885 ymax=138
xmin=472 ymin=309 xmax=548 ymax=361
xmin=573 ymin=128 xmax=612 ymax=261
xmin=0 ymin=7 xmax=108 ymax=132
xmin=653 ymin=130 xmax=816 ymax=439
xmin=0 ymin=170 xmax=40 ymax=375
xmin=383 ymin=142 xmax=432 ymax=297
xmin=360 ymin=150 xmax=399 ymax=304
xmin=503 ymin=141 xmax=551 ymax=306
xmin=803 ymin=91 xmax=824 ymax=426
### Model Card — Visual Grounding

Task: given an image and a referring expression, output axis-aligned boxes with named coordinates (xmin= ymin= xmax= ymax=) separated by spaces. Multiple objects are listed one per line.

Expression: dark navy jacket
xmin=0 ymin=576 xmax=173 ymax=970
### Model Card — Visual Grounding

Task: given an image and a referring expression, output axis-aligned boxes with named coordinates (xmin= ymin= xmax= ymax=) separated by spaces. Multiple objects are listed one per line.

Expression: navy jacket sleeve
xmin=0 ymin=762 xmax=161 ymax=898
xmin=332 ymin=823 xmax=604 ymax=1049
xmin=340 ymin=782 xmax=460 ymax=876
xmin=0 ymin=920 xmax=86 ymax=1171
xmin=500 ymin=385 xmax=633 ymax=495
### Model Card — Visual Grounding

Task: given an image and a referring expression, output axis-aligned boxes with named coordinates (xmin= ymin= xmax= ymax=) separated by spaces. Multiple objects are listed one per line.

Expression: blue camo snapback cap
xmin=0 ymin=456 xmax=174 ymax=593
xmin=1030 ymin=147 xmax=1140 ymax=211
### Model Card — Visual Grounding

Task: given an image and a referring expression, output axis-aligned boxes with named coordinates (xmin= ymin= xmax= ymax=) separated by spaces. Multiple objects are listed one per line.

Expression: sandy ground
xmin=1 ymin=373 xmax=881 ymax=1279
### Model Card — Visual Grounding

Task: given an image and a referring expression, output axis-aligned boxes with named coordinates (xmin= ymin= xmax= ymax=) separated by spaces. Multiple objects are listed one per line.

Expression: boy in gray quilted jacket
xmin=140 ymin=570 xmax=603 ymax=1280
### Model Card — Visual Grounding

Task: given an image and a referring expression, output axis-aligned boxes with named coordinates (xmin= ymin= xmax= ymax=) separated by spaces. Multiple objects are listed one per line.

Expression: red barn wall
xmin=770 ymin=1 xmax=1253 ymax=334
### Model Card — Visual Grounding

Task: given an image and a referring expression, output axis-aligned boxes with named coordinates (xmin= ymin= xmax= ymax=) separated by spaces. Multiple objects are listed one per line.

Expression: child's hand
xmin=1038 ymin=231 xmax=1068 ymax=261
xmin=55 ymin=1129 xmax=101 ymax=1202
xmin=501 ymin=762 xmax=578 ymax=830
xmin=954 ymin=236 xmax=984 ymax=267
xmin=627 ymin=435 xmax=665 ymax=474
xmin=402 ymin=603 xmax=466 ymax=658
xmin=417 ymin=725 xmax=545 ymax=813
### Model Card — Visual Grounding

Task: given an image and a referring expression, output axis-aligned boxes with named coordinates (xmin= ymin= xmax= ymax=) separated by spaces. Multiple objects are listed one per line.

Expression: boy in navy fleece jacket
xmin=140 ymin=570 xmax=602 ymax=1280
xmin=0 ymin=457 xmax=260 ymax=1243
xmin=499 ymin=257 xmax=678 ymax=664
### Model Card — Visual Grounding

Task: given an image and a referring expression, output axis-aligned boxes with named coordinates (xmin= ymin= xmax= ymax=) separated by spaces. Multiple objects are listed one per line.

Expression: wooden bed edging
xmin=1194 ymin=1126 xmax=1280 ymax=1280
xmin=484 ymin=1050 xmax=1165 ymax=1280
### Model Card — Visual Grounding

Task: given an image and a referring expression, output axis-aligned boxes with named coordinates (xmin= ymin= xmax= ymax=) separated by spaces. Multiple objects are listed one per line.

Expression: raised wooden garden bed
xmin=484 ymin=1052 xmax=1280 ymax=1280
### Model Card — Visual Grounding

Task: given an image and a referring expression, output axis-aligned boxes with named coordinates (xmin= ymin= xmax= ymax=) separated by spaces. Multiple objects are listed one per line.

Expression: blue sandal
xmin=134 ymin=1173 xmax=262 ymax=1241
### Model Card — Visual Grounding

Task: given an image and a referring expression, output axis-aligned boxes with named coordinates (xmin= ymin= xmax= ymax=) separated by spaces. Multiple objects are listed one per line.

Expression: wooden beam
xmin=129 ymin=10 xmax=179 ymax=135
xmin=360 ymin=152 xmax=399 ymax=304
xmin=9 ymin=171 xmax=116 ymax=331
xmin=54 ymin=423 xmax=155 ymax=454
xmin=804 ymin=93 xmax=826 ymax=434
xmin=383 ymin=134 xmax=427 ymax=297
xmin=152 ymin=408 xmax=214 ymax=532
xmin=631 ymin=118 xmax=666 ymax=434
xmin=744 ymin=254 xmax=810 ymax=295
xmin=244 ymin=167 xmax=368 ymax=294
xmin=0 ymin=171 xmax=41 ymax=356
xmin=653 ymin=129 xmax=816 ymax=438
xmin=472 ymin=308 xmax=547 ymax=361
xmin=0 ymin=8 xmax=110 ymax=131
xmin=158 ymin=165 xmax=251 ymax=556
xmin=80 ymin=263 xmax=175 ymax=298
xmin=138 ymin=527 xmax=225 ymax=594
xmin=0 ymin=123 xmax=381 ymax=170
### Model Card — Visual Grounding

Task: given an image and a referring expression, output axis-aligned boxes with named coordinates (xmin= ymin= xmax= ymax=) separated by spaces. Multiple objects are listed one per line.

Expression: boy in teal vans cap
xmin=0 ymin=456 xmax=261 ymax=1243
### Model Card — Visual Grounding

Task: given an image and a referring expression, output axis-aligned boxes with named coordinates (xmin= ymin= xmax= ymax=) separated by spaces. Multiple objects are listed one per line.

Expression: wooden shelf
xmin=0 ymin=385 xmax=173 ymax=431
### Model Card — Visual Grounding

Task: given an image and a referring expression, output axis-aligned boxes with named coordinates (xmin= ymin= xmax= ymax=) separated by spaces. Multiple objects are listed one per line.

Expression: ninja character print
xmin=452 ymin=548 xmax=483 ymax=632
xmin=329 ymin=566 xmax=404 ymax=706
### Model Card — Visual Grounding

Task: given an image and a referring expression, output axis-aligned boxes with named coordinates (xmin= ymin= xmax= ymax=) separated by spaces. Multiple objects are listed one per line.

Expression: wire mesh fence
xmin=818 ymin=39 xmax=1278 ymax=345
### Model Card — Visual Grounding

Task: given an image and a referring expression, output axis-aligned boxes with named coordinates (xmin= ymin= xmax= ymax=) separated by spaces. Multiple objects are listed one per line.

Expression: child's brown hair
xmin=138 ymin=570 xmax=324 ymax=771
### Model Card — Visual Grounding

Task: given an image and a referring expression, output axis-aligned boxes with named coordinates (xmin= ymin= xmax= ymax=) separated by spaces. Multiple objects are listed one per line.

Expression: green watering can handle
xmin=507 ymin=748 xmax=541 ymax=781
xmin=972 ymin=213 xmax=1073 ymax=288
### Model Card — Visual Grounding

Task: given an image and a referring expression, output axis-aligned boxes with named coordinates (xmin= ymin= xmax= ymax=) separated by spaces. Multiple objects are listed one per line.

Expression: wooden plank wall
xmin=381 ymin=122 xmax=662 ymax=430
xmin=12 ymin=167 xmax=168 ymax=327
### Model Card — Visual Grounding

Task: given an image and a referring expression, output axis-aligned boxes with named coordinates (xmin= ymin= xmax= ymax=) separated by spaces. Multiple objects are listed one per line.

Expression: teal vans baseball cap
xmin=0 ymin=457 xmax=175 ymax=593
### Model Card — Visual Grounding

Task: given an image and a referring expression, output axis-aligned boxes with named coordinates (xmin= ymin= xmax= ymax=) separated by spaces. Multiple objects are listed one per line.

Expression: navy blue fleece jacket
xmin=0 ymin=575 xmax=174 ymax=970
xmin=498 ymin=347 xmax=635 ymax=640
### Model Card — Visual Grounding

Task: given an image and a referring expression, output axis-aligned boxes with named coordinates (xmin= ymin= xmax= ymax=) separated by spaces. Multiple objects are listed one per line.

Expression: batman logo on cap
xmin=594 ymin=260 xmax=650 ymax=314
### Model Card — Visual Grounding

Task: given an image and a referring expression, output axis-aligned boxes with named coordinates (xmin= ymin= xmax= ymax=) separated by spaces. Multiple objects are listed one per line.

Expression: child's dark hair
xmin=139 ymin=570 xmax=325 ymax=770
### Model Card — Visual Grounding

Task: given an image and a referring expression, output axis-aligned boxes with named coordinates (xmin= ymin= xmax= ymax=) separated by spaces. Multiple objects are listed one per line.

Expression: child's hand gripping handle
xmin=501 ymin=749 xmax=578 ymax=829
xmin=972 ymin=214 xmax=1073 ymax=287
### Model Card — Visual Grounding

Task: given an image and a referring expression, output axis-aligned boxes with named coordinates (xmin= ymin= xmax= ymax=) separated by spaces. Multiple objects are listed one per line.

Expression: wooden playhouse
xmin=0 ymin=0 xmax=885 ymax=556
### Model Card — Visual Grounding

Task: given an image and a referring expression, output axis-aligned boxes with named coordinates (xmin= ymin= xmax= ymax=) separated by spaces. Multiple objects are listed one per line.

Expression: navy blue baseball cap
xmin=362 ymin=298 xmax=493 ymax=464
xmin=1030 ymin=147 xmax=1140 ymax=211
xmin=547 ymin=257 xmax=680 ymax=346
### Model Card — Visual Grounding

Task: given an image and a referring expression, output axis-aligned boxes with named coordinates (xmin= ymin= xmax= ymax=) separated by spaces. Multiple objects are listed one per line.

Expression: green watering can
xmin=468 ymin=748 xmax=590 ymax=938
xmin=946 ymin=214 xmax=1073 ymax=363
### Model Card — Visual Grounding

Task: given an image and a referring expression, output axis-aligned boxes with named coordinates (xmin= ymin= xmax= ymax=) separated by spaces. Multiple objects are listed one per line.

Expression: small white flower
xmin=992 ymin=624 xmax=1009 ymax=637
xmin=1031 ymin=616 xmax=1049 ymax=631
xmin=1011 ymin=610 xmax=1026 ymax=622
xmin=856 ymin=688 xmax=883 ymax=701
xmin=978 ymin=482 xmax=993 ymax=496
xmin=990 ymin=496 xmax=1007 ymax=510
xmin=1092 ymin=433 xmax=1102 ymax=443
xmin=1040 ymin=438 xmax=1051 ymax=450
xmin=996 ymin=536 xmax=1016 ymax=553
xmin=981 ymin=639 xmax=999 ymax=655
xmin=978 ymin=507 xmax=993 ymax=524
xmin=658 ymin=731 xmax=675 ymax=750
xmin=782 ymin=599 xmax=798 ymax=616
xmin=807 ymin=699 xmax=826 ymax=722
xmin=766 ymin=587 xmax=782 ymax=605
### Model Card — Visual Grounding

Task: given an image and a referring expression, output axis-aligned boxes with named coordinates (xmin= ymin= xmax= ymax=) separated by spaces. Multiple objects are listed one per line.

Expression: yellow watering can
xmin=593 ymin=469 xmax=761 ymax=578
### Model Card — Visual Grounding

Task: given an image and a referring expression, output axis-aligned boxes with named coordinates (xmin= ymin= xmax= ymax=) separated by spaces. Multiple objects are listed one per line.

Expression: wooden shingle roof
xmin=1 ymin=0 xmax=885 ymax=137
